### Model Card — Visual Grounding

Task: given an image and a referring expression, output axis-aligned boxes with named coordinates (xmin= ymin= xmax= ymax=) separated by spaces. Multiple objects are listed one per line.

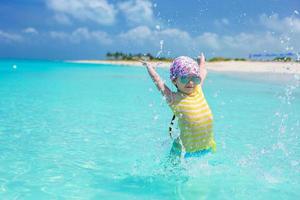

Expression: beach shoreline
xmin=69 ymin=60 xmax=300 ymax=74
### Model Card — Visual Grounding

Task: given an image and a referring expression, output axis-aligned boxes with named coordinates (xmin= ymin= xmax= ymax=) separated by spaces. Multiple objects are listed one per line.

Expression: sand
xmin=69 ymin=60 xmax=300 ymax=74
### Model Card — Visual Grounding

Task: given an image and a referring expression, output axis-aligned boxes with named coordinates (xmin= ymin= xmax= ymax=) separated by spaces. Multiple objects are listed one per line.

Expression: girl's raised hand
xmin=139 ymin=59 xmax=149 ymax=66
xmin=139 ymin=60 xmax=161 ymax=70
xmin=198 ymin=52 xmax=205 ymax=68
xmin=198 ymin=53 xmax=207 ymax=86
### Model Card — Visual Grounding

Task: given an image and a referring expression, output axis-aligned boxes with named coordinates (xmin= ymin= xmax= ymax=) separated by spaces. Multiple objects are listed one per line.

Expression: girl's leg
xmin=168 ymin=137 xmax=182 ymax=164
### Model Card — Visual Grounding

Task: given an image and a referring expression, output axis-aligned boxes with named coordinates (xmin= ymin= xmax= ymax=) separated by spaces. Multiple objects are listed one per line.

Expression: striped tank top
xmin=170 ymin=85 xmax=216 ymax=153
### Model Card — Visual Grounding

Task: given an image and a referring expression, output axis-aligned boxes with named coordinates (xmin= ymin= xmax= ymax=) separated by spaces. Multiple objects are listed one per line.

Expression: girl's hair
xmin=170 ymin=56 xmax=200 ymax=81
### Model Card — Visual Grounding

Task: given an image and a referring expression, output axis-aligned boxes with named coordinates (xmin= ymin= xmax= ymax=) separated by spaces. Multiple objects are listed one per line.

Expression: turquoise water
xmin=0 ymin=60 xmax=299 ymax=199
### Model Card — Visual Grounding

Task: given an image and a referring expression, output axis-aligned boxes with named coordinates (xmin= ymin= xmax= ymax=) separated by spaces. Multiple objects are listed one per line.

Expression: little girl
xmin=141 ymin=54 xmax=216 ymax=158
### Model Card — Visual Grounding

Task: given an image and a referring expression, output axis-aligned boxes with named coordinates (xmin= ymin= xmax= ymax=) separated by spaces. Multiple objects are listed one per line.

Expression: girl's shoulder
xmin=195 ymin=84 xmax=203 ymax=93
xmin=195 ymin=85 xmax=205 ymax=98
xmin=168 ymin=91 xmax=182 ymax=106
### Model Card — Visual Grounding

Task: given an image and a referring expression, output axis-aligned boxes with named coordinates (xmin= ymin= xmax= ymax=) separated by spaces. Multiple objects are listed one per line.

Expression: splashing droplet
xmin=156 ymin=40 xmax=164 ymax=58
xmin=290 ymin=160 xmax=299 ymax=166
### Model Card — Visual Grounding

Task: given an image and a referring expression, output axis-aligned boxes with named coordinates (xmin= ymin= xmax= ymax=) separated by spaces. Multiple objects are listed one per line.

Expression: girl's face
xmin=173 ymin=76 xmax=201 ymax=94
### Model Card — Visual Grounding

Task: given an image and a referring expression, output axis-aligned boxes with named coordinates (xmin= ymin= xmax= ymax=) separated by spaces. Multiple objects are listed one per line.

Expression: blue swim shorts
xmin=184 ymin=148 xmax=212 ymax=158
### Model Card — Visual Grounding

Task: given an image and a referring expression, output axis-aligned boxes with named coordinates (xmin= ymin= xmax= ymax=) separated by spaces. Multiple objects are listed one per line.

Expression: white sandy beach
xmin=70 ymin=60 xmax=300 ymax=74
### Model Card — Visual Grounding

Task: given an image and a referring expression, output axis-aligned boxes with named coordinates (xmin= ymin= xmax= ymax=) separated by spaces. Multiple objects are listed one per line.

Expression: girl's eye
xmin=180 ymin=77 xmax=189 ymax=84
xmin=180 ymin=77 xmax=201 ymax=84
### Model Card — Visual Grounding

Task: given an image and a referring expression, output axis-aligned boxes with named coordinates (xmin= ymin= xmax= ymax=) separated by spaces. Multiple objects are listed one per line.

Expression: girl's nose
xmin=188 ymin=79 xmax=194 ymax=84
xmin=186 ymin=80 xmax=194 ymax=86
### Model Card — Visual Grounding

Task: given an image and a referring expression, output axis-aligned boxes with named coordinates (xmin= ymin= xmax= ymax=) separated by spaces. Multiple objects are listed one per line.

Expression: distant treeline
xmin=106 ymin=52 xmax=172 ymax=61
xmin=271 ymin=57 xmax=292 ymax=62
xmin=249 ymin=52 xmax=299 ymax=62
xmin=106 ymin=52 xmax=250 ymax=62
xmin=106 ymin=52 xmax=297 ymax=62
xmin=208 ymin=57 xmax=247 ymax=62
xmin=208 ymin=57 xmax=294 ymax=62
xmin=106 ymin=52 xmax=299 ymax=62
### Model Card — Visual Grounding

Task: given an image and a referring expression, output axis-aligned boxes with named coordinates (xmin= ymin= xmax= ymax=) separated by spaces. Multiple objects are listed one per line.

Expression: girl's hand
xmin=198 ymin=53 xmax=207 ymax=85
xmin=139 ymin=59 xmax=152 ymax=68
xmin=139 ymin=59 xmax=149 ymax=66
xmin=199 ymin=52 xmax=205 ymax=68
xmin=139 ymin=60 xmax=161 ymax=70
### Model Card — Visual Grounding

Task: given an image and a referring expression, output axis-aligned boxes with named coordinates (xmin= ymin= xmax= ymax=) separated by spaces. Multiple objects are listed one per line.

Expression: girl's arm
xmin=141 ymin=61 xmax=175 ymax=104
xmin=197 ymin=53 xmax=207 ymax=86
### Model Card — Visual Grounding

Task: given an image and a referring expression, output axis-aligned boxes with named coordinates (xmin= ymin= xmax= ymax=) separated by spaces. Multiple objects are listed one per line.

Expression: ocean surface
xmin=0 ymin=60 xmax=299 ymax=199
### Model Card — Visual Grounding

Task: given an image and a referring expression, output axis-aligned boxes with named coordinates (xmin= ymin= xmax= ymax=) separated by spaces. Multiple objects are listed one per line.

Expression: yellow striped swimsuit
xmin=170 ymin=85 xmax=216 ymax=153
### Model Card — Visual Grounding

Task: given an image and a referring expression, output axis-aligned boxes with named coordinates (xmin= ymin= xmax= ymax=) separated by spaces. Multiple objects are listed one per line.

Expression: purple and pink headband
xmin=170 ymin=56 xmax=200 ymax=80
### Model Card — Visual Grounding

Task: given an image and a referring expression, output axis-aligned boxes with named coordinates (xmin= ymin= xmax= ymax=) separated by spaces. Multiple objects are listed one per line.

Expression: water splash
xmin=278 ymin=75 xmax=300 ymax=105
xmin=296 ymin=52 xmax=300 ymax=61
xmin=156 ymin=40 xmax=164 ymax=58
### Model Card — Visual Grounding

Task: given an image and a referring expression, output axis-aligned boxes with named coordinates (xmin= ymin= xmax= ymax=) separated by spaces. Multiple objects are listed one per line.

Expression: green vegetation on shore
xmin=106 ymin=52 xmax=172 ymax=61
xmin=106 ymin=52 xmax=249 ymax=62
xmin=208 ymin=57 xmax=247 ymax=62
xmin=273 ymin=57 xmax=292 ymax=62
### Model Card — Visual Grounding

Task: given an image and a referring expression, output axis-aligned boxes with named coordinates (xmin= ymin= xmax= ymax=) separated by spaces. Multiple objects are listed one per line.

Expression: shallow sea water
xmin=0 ymin=60 xmax=299 ymax=199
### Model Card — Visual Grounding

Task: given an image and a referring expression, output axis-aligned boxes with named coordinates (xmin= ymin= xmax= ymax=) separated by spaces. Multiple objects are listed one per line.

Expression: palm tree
xmin=106 ymin=52 xmax=112 ymax=60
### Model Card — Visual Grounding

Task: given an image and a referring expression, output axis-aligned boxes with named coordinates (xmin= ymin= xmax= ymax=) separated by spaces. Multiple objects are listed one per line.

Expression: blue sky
xmin=0 ymin=0 xmax=299 ymax=59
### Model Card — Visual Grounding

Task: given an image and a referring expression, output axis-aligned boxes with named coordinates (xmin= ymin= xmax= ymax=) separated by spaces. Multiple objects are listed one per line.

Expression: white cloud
xmin=118 ymin=0 xmax=156 ymax=26
xmin=0 ymin=30 xmax=23 ymax=42
xmin=196 ymin=32 xmax=220 ymax=50
xmin=195 ymin=31 xmax=286 ymax=56
xmin=23 ymin=27 xmax=39 ymax=34
xmin=222 ymin=32 xmax=281 ymax=52
xmin=3 ymin=13 xmax=299 ymax=58
xmin=72 ymin=28 xmax=112 ymax=44
xmin=214 ymin=18 xmax=229 ymax=28
xmin=50 ymin=27 xmax=112 ymax=44
xmin=258 ymin=14 xmax=300 ymax=52
xmin=159 ymin=28 xmax=191 ymax=40
xmin=260 ymin=14 xmax=300 ymax=33
xmin=49 ymin=31 xmax=69 ymax=40
xmin=118 ymin=26 xmax=152 ymax=42
xmin=116 ymin=25 xmax=294 ymax=57
xmin=117 ymin=26 xmax=194 ymax=55
xmin=115 ymin=14 xmax=300 ymax=57
xmin=118 ymin=26 xmax=191 ymax=47
xmin=53 ymin=14 xmax=72 ymax=25
xmin=46 ymin=0 xmax=117 ymax=25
